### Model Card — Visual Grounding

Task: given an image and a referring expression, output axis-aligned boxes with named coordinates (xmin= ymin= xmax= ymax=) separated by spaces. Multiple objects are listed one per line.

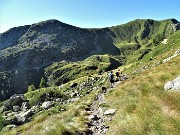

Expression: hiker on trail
xmin=116 ymin=69 xmax=121 ymax=81
xmin=123 ymin=74 xmax=127 ymax=80
xmin=102 ymin=86 xmax=107 ymax=93
xmin=120 ymin=71 xmax=123 ymax=81
xmin=108 ymin=71 xmax=115 ymax=88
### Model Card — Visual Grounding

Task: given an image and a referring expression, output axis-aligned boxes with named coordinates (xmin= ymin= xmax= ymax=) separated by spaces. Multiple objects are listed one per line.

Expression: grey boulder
xmin=41 ymin=101 xmax=54 ymax=109
xmin=13 ymin=105 xmax=21 ymax=112
xmin=164 ymin=75 xmax=180 ymax=91
xmin=104 ymin=109 xmax=117 ymax=115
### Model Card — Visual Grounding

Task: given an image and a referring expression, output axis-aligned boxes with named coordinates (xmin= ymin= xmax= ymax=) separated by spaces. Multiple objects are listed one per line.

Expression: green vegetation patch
xmin=45 ymin=54 xmax=121 ymax=86
xmin=25 ymin=87 xmax=68 ymax=107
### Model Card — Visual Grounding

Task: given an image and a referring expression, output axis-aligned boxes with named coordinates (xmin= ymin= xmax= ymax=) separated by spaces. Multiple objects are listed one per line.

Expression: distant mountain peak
xmin=30 ymin=19 xmax=78 ymax=30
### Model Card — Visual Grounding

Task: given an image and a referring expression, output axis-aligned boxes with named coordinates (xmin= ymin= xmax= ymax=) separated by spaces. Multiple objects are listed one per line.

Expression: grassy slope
xmin=111 ymin=19 xmax=175 ymax=46
xmin=111 ymin=19 xmax=176 ymax=64
xmin=122 ymin=30 xmax=180 ymax=73
xmin=104 ymin=31 xmax=180 ymax=134
xmin=106 ymin=56 xmax=180 ymax=135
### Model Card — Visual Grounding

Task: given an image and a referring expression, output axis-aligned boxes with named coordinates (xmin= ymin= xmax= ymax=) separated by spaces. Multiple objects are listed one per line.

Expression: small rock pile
xmin=0 ymin=94 xmax=36 ymax=126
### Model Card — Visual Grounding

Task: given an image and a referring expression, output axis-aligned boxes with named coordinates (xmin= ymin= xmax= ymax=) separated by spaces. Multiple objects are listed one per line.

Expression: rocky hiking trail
xmin=86 ymin=81 xmax=121 ymax=135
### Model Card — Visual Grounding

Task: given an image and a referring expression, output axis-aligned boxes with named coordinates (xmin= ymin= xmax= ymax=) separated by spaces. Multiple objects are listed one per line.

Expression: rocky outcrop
xmin=1 ymin=94 xmax=25 ymax=112
xmin=21 ymin=102 xmax=30 ymax=111
xmin=9 ymin=94 xmax=25 ymax=106
xmin=12 ymin=106 xmax=21 ymax=112
xmin=175 ymin=23 xmax=180 ymax=30
xmin=164 ymin=75 xmax=180 ymax=91
xmin=0 ymin=94 xmax=36 ymax=125
xmin=161 ymin=39 xmax=168 ymax=44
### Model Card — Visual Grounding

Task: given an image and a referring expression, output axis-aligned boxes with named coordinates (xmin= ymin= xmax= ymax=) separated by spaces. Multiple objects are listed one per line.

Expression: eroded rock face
xmin=164 ymin=75 xmax=180 ymax=91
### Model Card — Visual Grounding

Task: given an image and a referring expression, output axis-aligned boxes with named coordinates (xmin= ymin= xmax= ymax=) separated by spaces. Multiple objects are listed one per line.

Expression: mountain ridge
xmin=1 ymin=18 xmax=179 ymax=51
xmin=0 ymin=18 xmax=179 ymax=101
xmin=1 ymin=18 xmax=179 ymax=34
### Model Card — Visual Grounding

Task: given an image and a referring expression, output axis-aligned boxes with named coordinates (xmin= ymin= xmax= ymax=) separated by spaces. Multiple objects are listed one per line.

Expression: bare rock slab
xmin=104 ymin=109 xmax=117 ymax=115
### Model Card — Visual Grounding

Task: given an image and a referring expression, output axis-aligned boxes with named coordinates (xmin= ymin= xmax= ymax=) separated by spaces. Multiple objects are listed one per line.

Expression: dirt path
xmin=88 ymin=92 xmax=108 ymax=135
xmin=87 ymin=80 xmax=121 ymax=135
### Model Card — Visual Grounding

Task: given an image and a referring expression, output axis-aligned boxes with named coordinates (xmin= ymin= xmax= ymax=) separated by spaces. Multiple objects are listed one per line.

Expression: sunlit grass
xmin=105 ymin=55 xmax=180 ymax=135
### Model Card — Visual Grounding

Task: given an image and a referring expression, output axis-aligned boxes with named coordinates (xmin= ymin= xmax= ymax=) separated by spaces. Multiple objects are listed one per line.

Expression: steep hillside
xmin=105 ymin=31 xmax=180 ymax=135
xmin=0 ymin=18 xmax=179 ymax=101
xmin=0 ymin=25 xmax=30 ymax=50
xmin=111 ymin=19 xmax=180 ymax=63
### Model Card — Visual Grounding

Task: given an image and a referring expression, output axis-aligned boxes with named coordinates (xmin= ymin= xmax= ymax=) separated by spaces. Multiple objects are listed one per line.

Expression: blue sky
xmin=0 ymin=0 xmax=180 ymax=33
